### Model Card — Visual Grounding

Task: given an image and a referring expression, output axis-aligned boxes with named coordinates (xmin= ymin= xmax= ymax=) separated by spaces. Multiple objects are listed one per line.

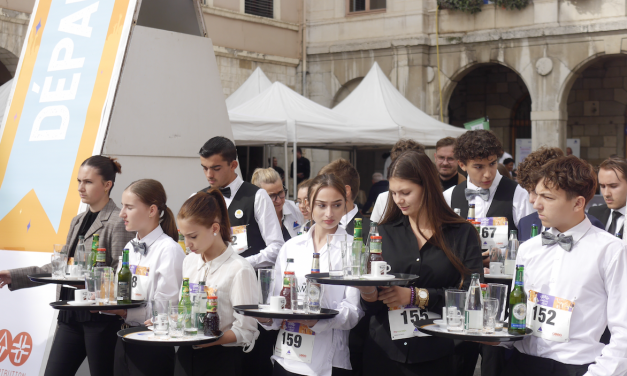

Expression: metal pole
xmin=284 ymin=141 xmax=289 ymax=198
xmin=246 ymin=146 xmax=250 ymax=180
xmin=293 ymin=127 xmax=298 ymax=199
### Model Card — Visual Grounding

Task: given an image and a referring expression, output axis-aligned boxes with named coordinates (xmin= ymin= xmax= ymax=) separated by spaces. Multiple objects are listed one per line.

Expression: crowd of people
xmin=0 ymin=130 xmax=626 ymax=376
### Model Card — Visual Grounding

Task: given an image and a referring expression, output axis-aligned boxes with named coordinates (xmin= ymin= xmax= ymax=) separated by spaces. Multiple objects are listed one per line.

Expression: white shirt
xmin=283 ymin=200 xmax=305 ymax=239
xmin=124 ymin=226 xmax=186 ymax=326
xmin=443 ymin=171 xmax=534 ymax=227
xmin=262 ymin=225 xmax=363 ymax=376
xmin=339 ymin=205 xmax=359 ymax=229
xmin=499 ymin=151 xmax=513 ymax=164
xmin=181 ymin=245 xmax=260 ymax=349
xmin=370 ymin=191 xmax=389 ymax=224
xmin=512 ymin=217 xmax=627 ymax=375
xmin=604 ymin=206 xmax=626 ymax=238
xmin=194 ymin=175 xmax=285 ymax=269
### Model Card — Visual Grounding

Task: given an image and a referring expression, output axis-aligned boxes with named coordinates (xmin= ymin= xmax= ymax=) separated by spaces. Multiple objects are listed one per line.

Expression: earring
xmin=213 ymin=233 xmax=217 ymax=236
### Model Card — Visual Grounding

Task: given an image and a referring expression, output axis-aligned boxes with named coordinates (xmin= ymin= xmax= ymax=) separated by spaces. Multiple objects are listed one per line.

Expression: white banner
xmin=0 ymin=250 xmax=57 ymax=376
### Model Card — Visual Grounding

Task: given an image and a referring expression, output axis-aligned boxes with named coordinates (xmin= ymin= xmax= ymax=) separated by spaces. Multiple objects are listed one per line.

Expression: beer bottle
xmin=204 ymin=288 xmax=222 ymax=337
xmin=94 ymin=248 xmax=107 ymax=267
xmin=117 ymin=249 xmax=132 ymax=304
xmin=308 ymin=253 xmax=322 ymax=313
xmin=367 ymin=236 xmax=384 ymax=274
xmin=508 ymin=265 xmax=527 ymax=335
xmin=464 ymin=273 xmax=483 ymax=333
xmin=467 ymin=204 xmax=476 ymax=221
xmin=179 ymin=278 xmax=193 ymax=330
xmin=178 ymin=230 xmax=187 ymax=255
xmin=530 ymin=224 xmax=539 ymax=238
xmin=89 ymin=234 xmax=100 ymax=270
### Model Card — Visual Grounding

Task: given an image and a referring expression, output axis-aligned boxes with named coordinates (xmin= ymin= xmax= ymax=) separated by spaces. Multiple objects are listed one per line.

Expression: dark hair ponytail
xmin=126 ymin=179 xmax=178 ymax=242
xmin=178 ymin=190 xmax=231 ymax=244
xmin=81 ymin=155 xmax=122 ymax=195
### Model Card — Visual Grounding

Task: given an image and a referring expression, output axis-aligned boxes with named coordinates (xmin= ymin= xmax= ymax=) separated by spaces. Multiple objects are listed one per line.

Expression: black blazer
xmin=588 ymin=204 xmax=612 ymax=227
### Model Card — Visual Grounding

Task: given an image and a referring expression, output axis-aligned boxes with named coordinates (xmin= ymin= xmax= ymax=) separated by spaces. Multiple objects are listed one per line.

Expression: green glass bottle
xmin=94 ymin=248 xmax=107 ymax=267
xmin=179 ymin=278 xmax=193 ymax=331
xmin=530 ymin=224 xmax=539 ymax=238
xmin=89 ymin=234 xmax=100 ymax=270
xmin=508 ymin=265 xmax=527 ymax=335
xmin=117 ymin=249 xmax=132 ymax=304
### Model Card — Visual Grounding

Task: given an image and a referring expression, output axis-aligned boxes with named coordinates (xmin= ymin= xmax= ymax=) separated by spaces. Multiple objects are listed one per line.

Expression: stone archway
xmin=331 ymin=76 xmax=363 ymax=108
xmin=446 ymin=63 xmax=531 ymax=157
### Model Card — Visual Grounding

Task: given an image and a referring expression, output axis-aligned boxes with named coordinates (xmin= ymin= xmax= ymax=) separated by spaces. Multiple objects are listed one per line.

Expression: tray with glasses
xmin=304 ymin=272 xmax=419 ymax=287
xmin=414 ymin=319 xmax=532 ymax=342
xmin=50 ymin=300 xmax=146 ymax=311
xmin=118 ymin=326 xmax=223 ymax=347
xmin=28 ymin=273 xmax=85 ymax=285
xmin=234 ymin=303 xmax=339 ymax=320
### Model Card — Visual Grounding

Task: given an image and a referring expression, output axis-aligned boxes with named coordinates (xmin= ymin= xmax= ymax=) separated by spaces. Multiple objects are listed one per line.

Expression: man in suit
xmin=589 ymin=157 xmax=627 ymax=239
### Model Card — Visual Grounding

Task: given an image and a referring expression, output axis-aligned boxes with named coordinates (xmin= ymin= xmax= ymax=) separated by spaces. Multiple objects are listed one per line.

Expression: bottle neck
xmin=515 ymin=269 xmax=524 ymax=286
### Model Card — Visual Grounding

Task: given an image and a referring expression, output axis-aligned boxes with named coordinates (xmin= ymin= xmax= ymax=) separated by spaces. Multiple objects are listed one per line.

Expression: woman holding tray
xmin=256 ymin=174 xmax=364 ymax=376
xmin=356 ymin=150 xmax=483 ymax=376
xmin=175 ymin=189 xmax=259 ymax=376
xmin=0 ymin=155 xmax=135 ymax=376
xmin=112 ymin=179 xmax=185 ymax=376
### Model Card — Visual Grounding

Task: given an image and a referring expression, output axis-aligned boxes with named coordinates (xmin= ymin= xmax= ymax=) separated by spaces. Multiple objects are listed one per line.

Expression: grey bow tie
xmin=131 ymin=240 xmax=147 ymax=256
xmin=465 ymin=188 xmax=490 ymax=201
xmin=541 ymin=231 xmax=574 ymax=252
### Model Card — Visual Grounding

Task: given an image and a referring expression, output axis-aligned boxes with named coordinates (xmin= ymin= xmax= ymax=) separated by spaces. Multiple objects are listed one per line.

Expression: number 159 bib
xmin=274 ymin=322 xmax=315 ymax=363
xmin=526 ymin=290 xmax=575 ymax=343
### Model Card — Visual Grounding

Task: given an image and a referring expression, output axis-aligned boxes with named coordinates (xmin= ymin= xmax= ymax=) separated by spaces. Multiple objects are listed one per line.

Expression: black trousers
xmin=363 ymin=342 xmax=455 ymax=376
xmin=454 ymin=341 xmax=480 ymax=376
xmin=44 ymin=319 xmax=124 ymax=376
xmin=501 ymin=349 xmax=592 ymax=376
xmin=174 ymin=344 xmax=242 ymax=376
xmin=273 ymin=362 xmax=352 ymax=376
xmin=114 ymin=334 xmax=175 ymax=376
xmin=242 ymin=324 xmax=278 ymax=376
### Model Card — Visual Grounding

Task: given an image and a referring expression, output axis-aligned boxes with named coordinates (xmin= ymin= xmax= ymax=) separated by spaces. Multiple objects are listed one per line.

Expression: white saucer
xmin=258 ymin=305 xmax=293 ymax=314
xmin=362 ymin=274 xmax=395 ymax=280
xmin=434 ymin=319 xmax=446 ymax=328
xmin=67 ymin=300 xmax=94 ymax=306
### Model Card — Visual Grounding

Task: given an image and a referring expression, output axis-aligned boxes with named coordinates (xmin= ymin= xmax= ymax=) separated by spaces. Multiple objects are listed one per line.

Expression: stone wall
xmin=567 ymin=56 xmax=627 ymax=166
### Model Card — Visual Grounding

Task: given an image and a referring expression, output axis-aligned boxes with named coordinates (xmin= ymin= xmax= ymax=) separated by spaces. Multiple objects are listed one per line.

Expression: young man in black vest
xmin=443 ymin=130 xmax=533 ymax=376
xmin=318 ymin=158 xmax=362 ymax=234
xmin=198 ymin=137 xmax=284 ymax=376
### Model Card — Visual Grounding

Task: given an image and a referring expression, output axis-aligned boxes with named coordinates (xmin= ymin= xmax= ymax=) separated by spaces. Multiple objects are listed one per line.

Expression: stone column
xmin=531 ymin=110 xmax=567 ymax=151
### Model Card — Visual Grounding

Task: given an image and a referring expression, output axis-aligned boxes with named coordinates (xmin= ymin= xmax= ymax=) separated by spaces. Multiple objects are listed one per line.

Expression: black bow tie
xmin=219 ymin=187 xmax=231 ymax=198
xmin=131 ymin=240 xmax=147 ymax=256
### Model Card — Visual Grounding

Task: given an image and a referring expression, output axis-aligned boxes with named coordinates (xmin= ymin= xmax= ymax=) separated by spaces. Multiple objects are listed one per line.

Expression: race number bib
xmin=230 ymin=225 xmax=249 ymax=255
xmin=130 ymin=265 xmax=150 ymax=301
xmin=526 ymin=290 xmax=574 ymax=343
xmin=274 ymin=322 xmax=315 ymax=363
xmin=478 ymin=217 xmax=508 ymax=250
xmin=388 ymin=306 xmax=440 ymax=340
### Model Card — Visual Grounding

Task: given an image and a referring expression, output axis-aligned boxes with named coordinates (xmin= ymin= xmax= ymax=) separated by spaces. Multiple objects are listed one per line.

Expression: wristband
xmin=362 ymin=288 xmax=377 ymax=295
xmin=410 ymin=287 xmax=416 ymax=307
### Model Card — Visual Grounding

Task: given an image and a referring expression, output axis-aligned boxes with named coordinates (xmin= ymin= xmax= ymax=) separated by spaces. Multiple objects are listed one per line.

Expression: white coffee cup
xmin=74 ymin=289 xmax=88 ymax=301
xmin=371 ymin=261 xmax=391 ymax=276
xmin=489 ymin=262 xmax=503 ymax=275
xmin=269 ymin=296 xmax=286 ymax=311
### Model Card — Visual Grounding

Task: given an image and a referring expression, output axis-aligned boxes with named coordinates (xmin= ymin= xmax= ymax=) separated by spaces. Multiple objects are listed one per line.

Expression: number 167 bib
xmin=526 ymin=290 xmax=575 ymax=343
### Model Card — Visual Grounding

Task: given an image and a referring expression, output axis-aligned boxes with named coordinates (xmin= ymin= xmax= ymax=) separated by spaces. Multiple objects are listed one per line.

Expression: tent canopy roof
xmin=225 ymin=67 xmax=272 ymax=110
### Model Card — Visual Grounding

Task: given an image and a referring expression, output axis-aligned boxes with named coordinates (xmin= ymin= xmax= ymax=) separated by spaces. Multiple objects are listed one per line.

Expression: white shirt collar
xmin=304 ymin=224 xmax=349 ymax=255
xmin=340 ymin=205 xmax=359 ymax=227
xmin=195 ymin=245 xmax=235 ymax=275
xmin=223 ymin=174 xmax=243 ymax=195
xmin=466 ymin=170 xmax=503 ymax=200
xmin=610 ymin=206 xmax=626 ymax=216
xmin=548 ymin=216 xmax=592 ymax=245
xmin=136 ymin=225 xmax=165 ymax=244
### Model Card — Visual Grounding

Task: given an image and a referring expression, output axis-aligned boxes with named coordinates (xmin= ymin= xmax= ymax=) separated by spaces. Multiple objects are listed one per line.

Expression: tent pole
xmin=293 ymin=129 xmax=298 ymax=200
xmin=246 ymin=146 xmax=250 ymax=180
xmin=263 ymin=145 xmax=267 ymax=169
xmin=284 ymin=141 xmax=289 ymax=198
xmin=353 ymin=147 xmax=357 ymax=169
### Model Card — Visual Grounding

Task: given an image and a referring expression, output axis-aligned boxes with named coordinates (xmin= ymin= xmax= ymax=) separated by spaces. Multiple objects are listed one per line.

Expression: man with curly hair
xmin=443 ymin=130 xmax=533 ymax=234
xmin=517 ymin=147 xmax=603 ymax=241
xmin=496 ymin=156 xmax=627 ymax=376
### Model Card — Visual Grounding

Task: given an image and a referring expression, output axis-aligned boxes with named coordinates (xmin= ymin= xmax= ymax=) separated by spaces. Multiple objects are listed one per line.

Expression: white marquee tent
xmin=333 ymin=62 xmax=465 ymax=145
xmin=225 ymin=67 xmax=272 ymax=110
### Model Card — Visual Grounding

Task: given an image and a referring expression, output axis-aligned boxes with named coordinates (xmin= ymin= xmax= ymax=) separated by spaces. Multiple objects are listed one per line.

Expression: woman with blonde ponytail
xmin=112 ymin=179 xmax=186 ymax=376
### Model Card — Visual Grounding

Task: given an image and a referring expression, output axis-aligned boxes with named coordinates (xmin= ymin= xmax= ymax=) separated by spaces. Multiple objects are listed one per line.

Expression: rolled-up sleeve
xmin=310 ymin=286 xmax=363 ymax=334
xmin=228 ymin=267 xmax=260 ymax=347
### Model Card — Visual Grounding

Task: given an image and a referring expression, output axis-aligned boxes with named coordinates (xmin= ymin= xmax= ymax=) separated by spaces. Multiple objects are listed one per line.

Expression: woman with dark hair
xmin=175 ymin=189 xmax=259 ymax=376
xmin=358 ymin=150 xmax=483 ymax=376
xmin=113 ymin=179 xmax=186 ymax=376
xmin=257 ymin=174 xmax=363 ymax=376
xmin=0 ymin=155 xmax=135 ymax=376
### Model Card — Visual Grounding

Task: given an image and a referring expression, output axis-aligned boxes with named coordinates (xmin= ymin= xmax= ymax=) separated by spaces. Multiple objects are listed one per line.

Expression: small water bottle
xmin=464 ymin=273 xmax=483 ymax=333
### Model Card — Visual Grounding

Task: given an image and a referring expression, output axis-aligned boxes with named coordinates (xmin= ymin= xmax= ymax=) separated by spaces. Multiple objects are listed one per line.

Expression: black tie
xmin=219 ymin=187 xmax=231 ymax=198
xmin=608 ymin=211 xmax=623 ymax=236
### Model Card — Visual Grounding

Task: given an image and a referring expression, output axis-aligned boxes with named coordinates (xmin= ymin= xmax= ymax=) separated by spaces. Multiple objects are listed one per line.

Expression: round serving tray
xmin=415 ymin=319 xmax=532 ymax=342
xmin=305 ymin=272 xmax=419 ymax=287
xmin=28 ymin=273 xmax=84 ymax=285
xmin=234 ymin=305 xmax=339 ymax=320
xmin=50 ymin=300 xmax=146 ymax=311
xmin=118 ymin=326 xmax=223 ymax=347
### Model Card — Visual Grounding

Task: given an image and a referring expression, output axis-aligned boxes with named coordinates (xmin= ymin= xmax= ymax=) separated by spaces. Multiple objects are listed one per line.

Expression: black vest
xmin=200 ymin=182 xmax=267 ymax=258
xmin=450 ymin=178 xmax=518 ymax=233
xmin=344 ymin=210 xmax=364 ymax=236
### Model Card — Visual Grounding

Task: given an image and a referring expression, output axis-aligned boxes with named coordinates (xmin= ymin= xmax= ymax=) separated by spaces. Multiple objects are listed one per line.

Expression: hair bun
xmin=109 ymin=157 xmax=122 ymax=174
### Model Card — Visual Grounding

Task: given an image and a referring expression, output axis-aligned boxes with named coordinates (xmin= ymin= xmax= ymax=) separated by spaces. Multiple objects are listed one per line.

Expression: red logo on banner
xmin=0 ymin=329 xmax=11 ymax=363
xmin=9 ymin=332 xmax=32 ymax=366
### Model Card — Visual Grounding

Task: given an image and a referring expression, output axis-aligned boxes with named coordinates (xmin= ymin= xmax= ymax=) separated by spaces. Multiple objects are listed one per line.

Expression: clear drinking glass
xmin=258 ymin=269 xmax=275 ymax=306
xmin=94 ymin=267 xmax=113 ymax=305
xmin=51 ymin=252 xmax=68 ymax=279
xmin=483 ymin=298 xmax=499 ymax=334
xmin=327 ymin=234 xmax=347 ymax=279
xmin=341 ymin=241 xmax=362 ymax=279
xmin=151 ymin=300 xmax=170 ymax=337
xmin=489 ymin=246 xmax=504 ymax=275
xmin=181 ymin=305 xmax=197 ymax=336
xmin=445 ymin=289 xmax=466 ymax=332
xmin=84 ymin=271 xmax=96 ymax=301
xmin=487 ymin=283 xmax=508 ymax=331
xmin=169 ymin=306 xmax=184 ymax=338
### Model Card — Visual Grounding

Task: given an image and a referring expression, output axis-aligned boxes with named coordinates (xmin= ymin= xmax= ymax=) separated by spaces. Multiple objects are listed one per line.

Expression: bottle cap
xmin=79 ymin=235 xmax=85 ymax=240
xmin=287 ymin=258 xmax=295 ymax=263
xmin=313 ymin=253 xmax=320 ymax=256
xmin=284 ymin=271 xmax=295 ymax=275
xmin=480 ymin=284 xmax=488 ymax=288
xmin=370 ymin=236 xmax=382 ymax=240
xmin=97 ymin=248 xmax=106 ymax=251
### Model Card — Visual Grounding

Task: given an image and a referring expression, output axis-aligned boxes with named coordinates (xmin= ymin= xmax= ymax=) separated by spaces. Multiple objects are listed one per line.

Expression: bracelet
xmin=362 ymin=288 xmax=377 ymax=295
xmin=410 ymin=287 xmax=416 ymax=307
